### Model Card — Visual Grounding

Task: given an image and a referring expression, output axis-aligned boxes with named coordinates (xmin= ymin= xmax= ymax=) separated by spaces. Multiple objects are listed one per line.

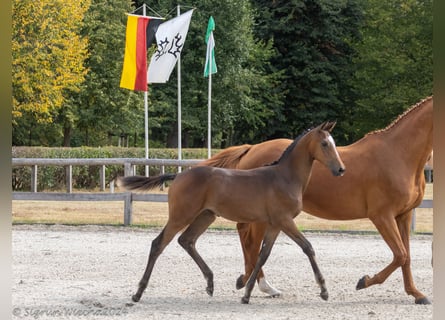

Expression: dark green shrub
xmin=12 ymin=147 xmax=215 ymax=191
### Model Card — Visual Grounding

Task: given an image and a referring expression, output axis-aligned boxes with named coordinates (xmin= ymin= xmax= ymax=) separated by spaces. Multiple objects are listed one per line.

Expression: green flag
xmin=204 ymin=16 xmax=217 ymax=77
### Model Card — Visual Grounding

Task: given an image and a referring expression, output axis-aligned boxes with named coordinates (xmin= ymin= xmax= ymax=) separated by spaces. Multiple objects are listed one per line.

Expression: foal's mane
xmin=267 ymin=128 xmax=312 ymax=166
xmin=365 ymin=96 xmax=432 ymax=137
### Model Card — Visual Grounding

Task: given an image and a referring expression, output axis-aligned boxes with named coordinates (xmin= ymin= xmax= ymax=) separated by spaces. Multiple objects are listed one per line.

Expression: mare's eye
xmin=321 ymin=141 xmax=328 ymax=147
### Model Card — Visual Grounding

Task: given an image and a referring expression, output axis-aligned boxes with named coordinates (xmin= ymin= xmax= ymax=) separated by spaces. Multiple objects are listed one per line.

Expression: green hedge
xmin=12 ymin=147 xmax=216 ymax=191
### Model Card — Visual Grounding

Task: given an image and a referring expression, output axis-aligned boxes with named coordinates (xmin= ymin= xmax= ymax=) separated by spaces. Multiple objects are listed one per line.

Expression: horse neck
xmin=276 ymin=133 xmax=315 ymax=191
xmin=370 ymin=98 xmax=433 ymax=170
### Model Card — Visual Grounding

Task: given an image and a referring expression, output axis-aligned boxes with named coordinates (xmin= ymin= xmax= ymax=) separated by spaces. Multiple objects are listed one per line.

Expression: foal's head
xmin=309 ymin=121 xmax=345 ymax=177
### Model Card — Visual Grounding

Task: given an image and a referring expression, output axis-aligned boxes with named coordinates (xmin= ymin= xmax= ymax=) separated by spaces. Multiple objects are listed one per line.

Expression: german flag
xmin=120 ymin=15 xmax=160 ymax=91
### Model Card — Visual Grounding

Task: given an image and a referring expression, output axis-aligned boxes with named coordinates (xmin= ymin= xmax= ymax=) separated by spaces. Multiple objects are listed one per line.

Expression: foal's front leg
xmin=280 ymin=220 xmax=329 ymax=301
xmin=242 ymin=226 xmax=281 ymax=304
xmin=236 ymin=222 xmax=281 ymax=297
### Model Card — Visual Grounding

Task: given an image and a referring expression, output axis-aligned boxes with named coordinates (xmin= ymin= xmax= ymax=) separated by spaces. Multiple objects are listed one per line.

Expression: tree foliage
xmin=12 ymin=0 xmax=90 ymax=123
xmin=71 ymin=0 xmax=145 ymax=147
xmin=251 ymin=0 xmax=363 ymax=143
xmin=348 ymin=0 xmax=433 ymax=140
xmin=11 ymin=0 xmax=432 ymax=148
xmin=139 ymin=0 xmax=282 ymax=147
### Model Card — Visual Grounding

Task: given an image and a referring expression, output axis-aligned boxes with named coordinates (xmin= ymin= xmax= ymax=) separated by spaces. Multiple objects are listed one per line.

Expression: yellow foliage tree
xmin=12 ymin=0 xmax=91 ymax=123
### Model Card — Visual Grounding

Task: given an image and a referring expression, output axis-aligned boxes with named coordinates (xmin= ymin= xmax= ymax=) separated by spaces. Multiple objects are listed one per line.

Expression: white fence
xmin=12 ymin=158 xmax=433 ymax=230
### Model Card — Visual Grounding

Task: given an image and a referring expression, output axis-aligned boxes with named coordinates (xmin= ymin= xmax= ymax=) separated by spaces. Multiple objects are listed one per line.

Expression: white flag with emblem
xmin=147 ymin=9 xmax=194 ymax=83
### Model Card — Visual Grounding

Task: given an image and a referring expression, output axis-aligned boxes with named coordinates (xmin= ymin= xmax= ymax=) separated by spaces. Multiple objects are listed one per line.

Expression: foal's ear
xmin=319 ymin=121 xmax=337 ymax=132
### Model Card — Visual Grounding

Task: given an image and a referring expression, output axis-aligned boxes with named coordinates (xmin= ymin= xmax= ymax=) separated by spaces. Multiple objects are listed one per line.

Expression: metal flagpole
xmin=207 ymin=63 xmax=212 ymax=159
xmin=143 ymin=4 xmax=149 ymax=177
xmin=177 ymin=5 xmax=182 ymax=172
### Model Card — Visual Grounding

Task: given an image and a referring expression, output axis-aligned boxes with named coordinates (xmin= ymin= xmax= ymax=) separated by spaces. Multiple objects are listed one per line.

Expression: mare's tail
xmin=198 ymin=144 xmax=252 ymax=169
xmin=117 ymin=174 xmax=177 ymax=192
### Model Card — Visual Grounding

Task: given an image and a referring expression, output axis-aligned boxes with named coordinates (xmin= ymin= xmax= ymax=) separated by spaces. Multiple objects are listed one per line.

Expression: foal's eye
xmin=321 ymin=141 xmax=328 ymax=147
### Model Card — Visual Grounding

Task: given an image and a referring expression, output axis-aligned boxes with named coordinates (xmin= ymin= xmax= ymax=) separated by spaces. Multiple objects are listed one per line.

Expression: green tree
xmin=131 ymin=0 xmax=282 ymax=148
xmin=70 ymin=0 xmax=144 ymax=147
xmin=251 ymin=0 xmax=363 ymax=143
xmin=12 ymin=0 xmax=90 ymax=145
xmin=349 ymin=0 xmax=433 ymax=140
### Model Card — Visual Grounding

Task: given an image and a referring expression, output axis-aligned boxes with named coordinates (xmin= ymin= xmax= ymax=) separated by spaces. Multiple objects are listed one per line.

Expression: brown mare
xmin=118 ymin=122 xmax=345 ymax=304
xmin=200 ymin=96 xmax=433 ymax=304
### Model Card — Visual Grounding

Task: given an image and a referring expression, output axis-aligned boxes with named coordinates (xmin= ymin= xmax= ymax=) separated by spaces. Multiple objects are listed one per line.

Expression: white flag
xmin=148 ymin=9 xmax=194 ymax=83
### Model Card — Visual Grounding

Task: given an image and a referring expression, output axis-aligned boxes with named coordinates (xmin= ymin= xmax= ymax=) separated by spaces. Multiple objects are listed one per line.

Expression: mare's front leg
xmin=280 ymin=219 xmax=328 ymax=301
xmin=178 ymin=210 xmax=216 ymax=296
xmin=358 ymin=211 xmax=431 ymax=304
xmin=396 ymin=210 xmax=431 ymax=304
xmin=241 ymin=226 xmax=281 ymax=304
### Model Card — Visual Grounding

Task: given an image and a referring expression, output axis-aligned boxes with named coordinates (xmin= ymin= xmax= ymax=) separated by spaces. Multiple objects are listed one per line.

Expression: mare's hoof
xmin=236 ymin=274 xmax=245 ymax=290
xmin=131 ymin=294 xmax=141 ymax=302
xmin=320 ymin=291 xmax=329 ymax=301
xmin=241 ymin=296 xmax=250 ymax=304
xmin=356 ymin=275 xmax=369 ymax=290
xmin=415 ymin=296 xmax=431 ymax=305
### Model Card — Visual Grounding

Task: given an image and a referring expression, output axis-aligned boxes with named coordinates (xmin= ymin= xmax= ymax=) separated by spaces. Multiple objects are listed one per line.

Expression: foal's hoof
xmin=415 ymin=296 xmax=431 ymax=305
xmin=320 ymin=290 xmax=329 ymax=301
xmin=356 ymin=275 xmax=369 ymax=290
xmin=131 ymin=294 xmax=141 ymax=302
xmin=241 ymin=296 xmax=250 ymax=304
xmin=206 ymin=286 xmax=214 ymax=297
xmin=236 ymin=274 xmax=246 ymax=290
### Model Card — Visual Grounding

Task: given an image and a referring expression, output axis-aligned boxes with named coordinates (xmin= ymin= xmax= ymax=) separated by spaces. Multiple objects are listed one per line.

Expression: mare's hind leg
xmin=242 ymin=226 xmax=281 ymax=304
xmin=280 ymin=219 xmax=328 ymax=301
xmin=132 ymin=222 xmax=183 ymax=302
xmin=178 ymin=210 xmax=216 ymax=296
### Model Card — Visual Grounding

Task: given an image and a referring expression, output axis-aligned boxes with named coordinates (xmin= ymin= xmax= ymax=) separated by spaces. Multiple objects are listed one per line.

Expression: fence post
xmin=100 ymin=165 xmax=106 ymax=191
xmin=65 ymin=165 xmax=72 ymax=193
xmin=160 ymin=165 xmax=165 ymax=191
xmin=31 ymin=165 xmax=38 ymax=192
xmin=124 ymin=162 xmax=133 ymax=177
xmin=411 ymin=209 xmax=416 ymax=233
xmin=124 ymin=192 xmax=133 ymax=226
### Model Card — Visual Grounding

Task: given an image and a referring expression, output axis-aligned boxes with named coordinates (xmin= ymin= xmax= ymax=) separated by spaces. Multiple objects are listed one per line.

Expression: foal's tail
xmin=198 ymin=144 xmax=252 ymax=169
xmin=117 ymin=144 xmax=252 ymax=191
xmin=117 ymin=174 xmax=177 ymax=192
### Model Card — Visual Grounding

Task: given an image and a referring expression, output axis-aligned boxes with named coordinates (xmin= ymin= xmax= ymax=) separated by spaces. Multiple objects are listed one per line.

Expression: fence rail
xmin=12 ymin=158 xmax=433 ymax=230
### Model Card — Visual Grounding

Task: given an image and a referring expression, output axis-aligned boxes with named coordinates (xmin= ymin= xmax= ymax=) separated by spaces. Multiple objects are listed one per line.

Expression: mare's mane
xmin=365 ymin=96 xmax=432 ymax=137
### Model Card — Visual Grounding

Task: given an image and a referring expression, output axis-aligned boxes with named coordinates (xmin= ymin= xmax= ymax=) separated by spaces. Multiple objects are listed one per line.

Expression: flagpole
xmin=143 ymin=4 xmax=149 ymax=177
xmin=205 ymin=16 xmax=216 ymax=159
xmin=207 ymin=65 xmax=212 ymax=159
xmin=177 ymin=4 xmax=182 ymax=172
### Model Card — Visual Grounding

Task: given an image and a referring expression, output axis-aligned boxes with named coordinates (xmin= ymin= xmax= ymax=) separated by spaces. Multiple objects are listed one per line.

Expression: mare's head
xmin=308 ymin=121 xmax=345 ymax=177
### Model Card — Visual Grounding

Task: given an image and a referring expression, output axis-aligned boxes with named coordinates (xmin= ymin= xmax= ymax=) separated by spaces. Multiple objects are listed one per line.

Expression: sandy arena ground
xmin=12 ymin=224 xmax=433 ymax=319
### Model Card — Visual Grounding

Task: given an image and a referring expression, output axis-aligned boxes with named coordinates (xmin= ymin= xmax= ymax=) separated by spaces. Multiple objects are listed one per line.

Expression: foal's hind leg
xmin=132 ymin=223 xmax=183 ymax=302
xmin=280 ymin=219 xmax=328 ymax=301
xmin=178 ymin=210 xmax=217 ymax=296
